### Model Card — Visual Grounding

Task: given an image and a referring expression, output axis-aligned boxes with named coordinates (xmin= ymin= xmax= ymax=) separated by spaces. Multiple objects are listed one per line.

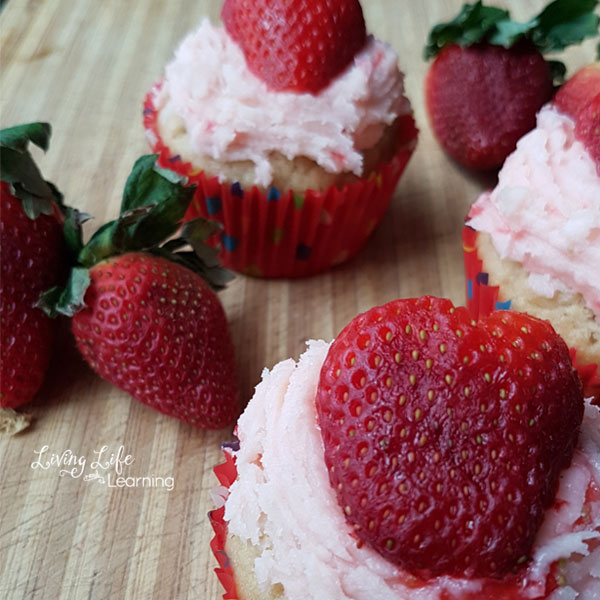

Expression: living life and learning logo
xmin=30 ymin=444 xmax=174 ymax=491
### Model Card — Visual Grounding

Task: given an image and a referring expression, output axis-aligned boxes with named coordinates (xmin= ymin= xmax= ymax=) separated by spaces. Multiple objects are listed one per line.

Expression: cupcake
xmin=144 ymin=0 xmax=417 ymax=278
xmin=211 ymin=297 xmax=600 ymax=599
xmin=464 ymin=63 xmax=600 ymax=399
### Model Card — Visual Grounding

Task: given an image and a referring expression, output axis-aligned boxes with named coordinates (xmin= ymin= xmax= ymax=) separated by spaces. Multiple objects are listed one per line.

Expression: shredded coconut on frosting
xmin=467 ymin=104 xmax=600 ymax=319
xmin=224 ymin=342 xmax=600 ymax=600
xmin=155 ymin=19 xmax=411 ymax=187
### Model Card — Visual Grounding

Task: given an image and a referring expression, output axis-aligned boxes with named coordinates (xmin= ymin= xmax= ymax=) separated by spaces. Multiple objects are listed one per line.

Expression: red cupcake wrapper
xmin=144 ymin=82 xmax=418 ymax=278
xmin=463 ymin=225 xmax=600 ymax=401
xmin=209 ymin=449 xmax=239 ymax=600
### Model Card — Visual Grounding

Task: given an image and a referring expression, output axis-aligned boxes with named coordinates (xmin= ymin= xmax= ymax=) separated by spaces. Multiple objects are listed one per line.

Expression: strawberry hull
xmin=463 ymin=225 xmax=600 ymax=402
xmin=144 ymin=84 xmax=417 ymax=279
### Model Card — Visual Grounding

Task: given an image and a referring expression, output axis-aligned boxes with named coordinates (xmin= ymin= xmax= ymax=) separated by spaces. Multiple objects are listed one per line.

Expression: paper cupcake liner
xmin=208 ymin=440 xmax=575 ymax=599
xmin=463 ymin=225 xmax=600 ymax=402
xmin=208 ymin=448 xmax=239 ymax=600
xmin=144 ymin=82 xmax=418 ymax=278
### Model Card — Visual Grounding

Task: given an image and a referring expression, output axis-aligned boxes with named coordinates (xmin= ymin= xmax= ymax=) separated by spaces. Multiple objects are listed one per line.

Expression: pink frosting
xmin=467 ymin=105 xmax=600 ymax=319
xmin=155 ymin=19 xmax=411 ymax=187
xmin=223 ymin=341 xmax=600 ymax=600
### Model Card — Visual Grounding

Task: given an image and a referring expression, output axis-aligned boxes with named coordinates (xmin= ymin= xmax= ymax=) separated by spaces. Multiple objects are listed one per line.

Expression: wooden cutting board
xmin=0 ymin=1 xmax=595 ymax=598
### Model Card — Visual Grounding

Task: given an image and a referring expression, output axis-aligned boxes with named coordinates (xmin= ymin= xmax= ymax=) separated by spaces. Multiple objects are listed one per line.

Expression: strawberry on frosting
xmin=152 ymin=17 xmax=411 ymax=188
xmin=317 ymin=297 xmax=583 ymax=579
xmin=222 ymin=0 xmax=367 ymax=95
xmin=554 ymin=62 xmax=600 ymax=174
xmin=222 ymin=298 xmax=600 ymax=599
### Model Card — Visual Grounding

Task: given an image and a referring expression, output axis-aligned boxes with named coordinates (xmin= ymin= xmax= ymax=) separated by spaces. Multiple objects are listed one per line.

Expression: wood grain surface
xmin=0 ymin=1 xmax=596 ymax=598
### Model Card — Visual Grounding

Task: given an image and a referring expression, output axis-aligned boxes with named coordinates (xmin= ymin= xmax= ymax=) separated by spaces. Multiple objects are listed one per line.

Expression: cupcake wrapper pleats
xmin=463 ymin=225 xmax=600 ymax=402
xmin=209 ymin=449 xmax=238 ymax=600
xmin=144 ymin=82 xmax=417 ymax=278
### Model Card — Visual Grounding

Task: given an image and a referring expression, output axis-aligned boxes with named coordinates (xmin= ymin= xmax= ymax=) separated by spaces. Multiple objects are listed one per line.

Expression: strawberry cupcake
xmin=211 ymin=297 xmax=600 ymax=599
xmin=464 ymin=63 xmax=600 ymax=399
xmin=144 ymin=0 xmax=417 ymax=278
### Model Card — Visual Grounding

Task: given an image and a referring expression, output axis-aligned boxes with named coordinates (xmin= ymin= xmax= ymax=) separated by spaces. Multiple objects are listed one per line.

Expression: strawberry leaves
xmin=39 ymin=267 xmax=91 ymax=318
xmin=0 ymin=122 xmax=52 ymax=152
xmin=77 ymin=154 xmax=195 ymax=266
xmin=424 ymin=0 xmax=599 ymax=78
xmin=158 ymin=219 xmax=234 ymax=290
xmin=62 ymin=207 xmax=91 ymax=261
xmin=424 ymin=3 xmax=511 ymax=58
xmin=0 ymin=122 xmax=63 ymax=218
xmin=40 ymin=154 xmax=233 ymax=318
xmin=531 ymin=0 xmax=599 ymax=52
xmin=120 ymin=153 xmax=190 ymax=214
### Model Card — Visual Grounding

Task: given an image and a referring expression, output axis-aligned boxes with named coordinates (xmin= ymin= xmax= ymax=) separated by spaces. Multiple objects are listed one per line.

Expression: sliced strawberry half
xmin=554 ymin=63 xmax=600 ymax=171
xmin=222 ymin=0 xmax=367 ymax=94
xmin=575 ymin=92 xmax=600 ymax=171
xmin=316 ymin=296 xmax=584 ymax=579
xmin=554 ymin=62 xmax=600 ymax=118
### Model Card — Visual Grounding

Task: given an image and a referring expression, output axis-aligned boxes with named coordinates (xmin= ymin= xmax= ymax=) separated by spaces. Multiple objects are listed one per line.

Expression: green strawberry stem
xmin=62 ymin=206 xmax=92 ymax=263
xmin=0 ymin=122 xmax=63 ymax=218
xmin=424 ymin=0 xmax=599 ymax=81
xmin=39 ymin=154 xmax=234 ymax=318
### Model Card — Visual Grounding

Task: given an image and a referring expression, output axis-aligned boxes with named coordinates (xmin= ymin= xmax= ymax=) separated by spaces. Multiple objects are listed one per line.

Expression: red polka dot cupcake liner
xmin=463 ymin=225 xmax=600 ymax=402
xmin=144 ymin=83 xmax=418 ymax=278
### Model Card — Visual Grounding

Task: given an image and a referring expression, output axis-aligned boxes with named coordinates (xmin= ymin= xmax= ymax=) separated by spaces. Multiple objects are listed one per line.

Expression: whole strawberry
xmin=222 ymin=0 xmax=366 ymax=94
xmin=316 ymin=296 xmax=583 ymax=579
xmin=424 ymin=0 xmax=599 ymax=170
xmin=42 ymin=156 xmax=239 ymax=429
xmin=0 ymin=124 xmax=66 ymax=408
xmin=72 ymin=253 xmax=238 ymax=429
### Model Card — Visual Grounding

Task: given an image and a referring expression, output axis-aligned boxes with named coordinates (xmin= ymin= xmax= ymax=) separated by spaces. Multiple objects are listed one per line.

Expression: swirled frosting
xmin=467 ymin=104 xmax=600 ymax=318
